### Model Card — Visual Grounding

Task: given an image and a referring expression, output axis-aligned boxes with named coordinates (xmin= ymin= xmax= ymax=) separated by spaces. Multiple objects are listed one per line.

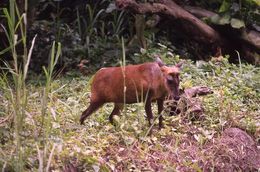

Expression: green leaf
xmin=219 ymin=14 xmax=231 ymax=25
xmin=253 ymin=0 xmax=260 ymax=6
xmin=210 ymin=14 xmax=221 ymax=24
xmin=219 ymin=0 xmax=231 ymax=13
xmin=210 ymin=14 xmax=231 ymax=25
xmin=230 ymin=18 xmax=245 ymax=28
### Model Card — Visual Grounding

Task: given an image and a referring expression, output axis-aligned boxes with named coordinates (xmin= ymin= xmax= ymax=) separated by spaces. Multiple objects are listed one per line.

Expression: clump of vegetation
xmin=25 ymin=0 xmax=135 ymax=73
xmin=1 ymin=44 xmax=259 ymax=170
xmin=0 ymin=0 xmax=259 ymax=171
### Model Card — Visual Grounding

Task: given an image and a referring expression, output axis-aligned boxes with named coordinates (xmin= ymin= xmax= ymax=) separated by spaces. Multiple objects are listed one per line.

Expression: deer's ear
xmin=155 ymin=56 xmax=165 ymax=67
xmin=175 ymin=61 xmax=184 ymax=69
xmin=160 ymin=66 xmax=168 ymax=74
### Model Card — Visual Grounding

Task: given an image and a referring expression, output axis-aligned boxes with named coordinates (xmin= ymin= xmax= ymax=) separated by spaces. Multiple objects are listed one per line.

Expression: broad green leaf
xmin=219 ymin=0 xmax=231 ymax=13
xmin=249 ymin=0 xmax=260 ymax=6
xmin=230 ymin=18 xmax=245 ymax=28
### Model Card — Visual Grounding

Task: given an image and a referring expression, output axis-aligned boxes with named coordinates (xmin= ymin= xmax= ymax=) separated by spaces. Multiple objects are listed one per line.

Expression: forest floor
xmin=1 ymin=58 xmax=260 ymax=171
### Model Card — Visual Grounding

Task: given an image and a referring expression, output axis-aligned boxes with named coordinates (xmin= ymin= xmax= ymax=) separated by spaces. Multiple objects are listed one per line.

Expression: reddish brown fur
xmin=80 ymin=61 xmax=181 ymax=128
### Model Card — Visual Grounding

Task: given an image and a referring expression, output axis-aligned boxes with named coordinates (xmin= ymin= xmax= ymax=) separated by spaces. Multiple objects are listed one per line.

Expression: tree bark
xmin=184 ymin=5 xmax=260 ymax=51
xmin=116 ymin=0 xmax=222 ymax=45
xmin=116 ymin=0 xmax=260 ymax=65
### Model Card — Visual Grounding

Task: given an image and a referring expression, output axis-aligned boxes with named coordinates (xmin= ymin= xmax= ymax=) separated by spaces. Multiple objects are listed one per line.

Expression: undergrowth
xmin=0 ymin=54 xmax=259 ymax=171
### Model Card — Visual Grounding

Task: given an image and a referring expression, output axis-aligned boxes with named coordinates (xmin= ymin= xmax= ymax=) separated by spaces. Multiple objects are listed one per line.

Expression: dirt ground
xmin=96 ymin=127 xmax=260 ymax=171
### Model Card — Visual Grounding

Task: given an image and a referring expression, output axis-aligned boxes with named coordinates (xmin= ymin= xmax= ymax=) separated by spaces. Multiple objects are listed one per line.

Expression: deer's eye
xmin=166 ymin=75 xmax=174 ymax=84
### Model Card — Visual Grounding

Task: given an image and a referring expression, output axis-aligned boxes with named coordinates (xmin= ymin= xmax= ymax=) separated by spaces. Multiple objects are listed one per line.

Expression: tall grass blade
xmin=40 ymin=41 xmax=61 ymax=136
xmin=235 ymin=50 xmax=242 ymax=74
xmin=36 ymin=144 xmax=44 ymax=172
xmin=24 ymin=34 xmax=37 ymax=80
xmin=76 ymin=8 xmax=82 ymax=39
xmin=45 ymin=143 xmax=57 ymax=172
xmin=121 ymin=37 xmax=126 ymax=116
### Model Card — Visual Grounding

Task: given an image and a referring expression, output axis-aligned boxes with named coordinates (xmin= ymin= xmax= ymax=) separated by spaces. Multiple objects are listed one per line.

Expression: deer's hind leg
xmin=109 ymin=103 xmax=124 ymax=124
xmin=80 ymin=101 xmax=104 ymax=125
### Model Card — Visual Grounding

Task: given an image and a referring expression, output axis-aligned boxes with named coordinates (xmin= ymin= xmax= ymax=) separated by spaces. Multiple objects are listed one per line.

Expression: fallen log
xmin=115 ymin=0 xmax=260 ymax=65
xmin=116 ymin=0 xmax=222 ymax=45
xmin=166 ymin=86 xmax=213 ymax=119
xmin=184 ymin=5 xmax=260 ymax=51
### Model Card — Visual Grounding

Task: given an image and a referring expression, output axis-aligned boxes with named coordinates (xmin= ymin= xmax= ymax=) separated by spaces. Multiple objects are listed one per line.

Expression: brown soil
xmin=203 ymin=127 xmax=260 ymax=171
xmin=65 ymin=127 xmax=260 ymax=171
xmin=101 ymin=127 xmax=260 ymax=171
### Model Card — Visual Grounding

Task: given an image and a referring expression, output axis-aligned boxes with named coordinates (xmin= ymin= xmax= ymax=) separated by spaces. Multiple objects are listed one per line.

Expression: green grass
xmin=0 ymin=56 xmax=259 ymax=171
